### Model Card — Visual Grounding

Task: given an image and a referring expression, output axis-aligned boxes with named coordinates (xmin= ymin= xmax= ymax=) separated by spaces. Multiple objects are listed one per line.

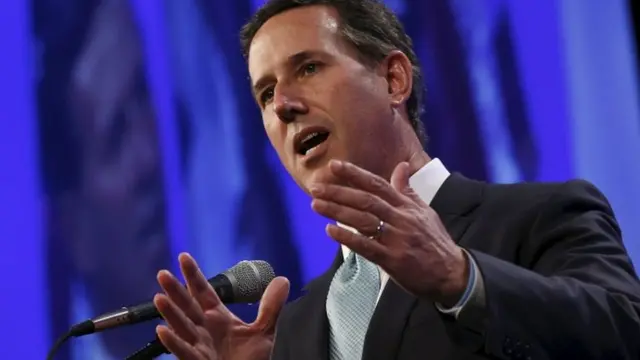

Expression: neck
xmin=391 ymin=118 xmax=431 ymax=179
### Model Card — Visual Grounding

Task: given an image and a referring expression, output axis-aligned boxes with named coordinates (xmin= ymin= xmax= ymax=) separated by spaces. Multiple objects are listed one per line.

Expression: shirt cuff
xmin=435 ymin=248 xmax=480 ymax=318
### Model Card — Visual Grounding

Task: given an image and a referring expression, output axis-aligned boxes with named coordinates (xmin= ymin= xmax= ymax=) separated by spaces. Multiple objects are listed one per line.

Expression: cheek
xmin=332 ymin=102 xmax=386 ymax=151
xmin=329 ymin=73 xmax=388 ymax=121
xmin=264 ymin=118 xmax=288 ymax=157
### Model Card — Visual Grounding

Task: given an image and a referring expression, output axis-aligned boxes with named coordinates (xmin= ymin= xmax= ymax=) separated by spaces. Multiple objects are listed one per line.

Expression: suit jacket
xmin=271 ymin=173 xmax=640 ymax=360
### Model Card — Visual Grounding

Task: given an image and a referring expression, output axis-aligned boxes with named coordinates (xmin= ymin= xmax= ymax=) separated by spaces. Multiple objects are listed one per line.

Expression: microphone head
xmin=223 ymin=260 xmax=276 ymax=303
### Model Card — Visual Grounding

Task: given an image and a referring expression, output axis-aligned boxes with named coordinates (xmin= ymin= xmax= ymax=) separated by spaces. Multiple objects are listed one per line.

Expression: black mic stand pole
xmin=125 ymin=336 xmax=168 ymax=360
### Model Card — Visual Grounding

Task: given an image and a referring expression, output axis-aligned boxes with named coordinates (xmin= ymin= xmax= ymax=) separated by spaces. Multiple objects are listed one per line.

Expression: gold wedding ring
xmin=369 ymin=220 xmax=385 ymax=240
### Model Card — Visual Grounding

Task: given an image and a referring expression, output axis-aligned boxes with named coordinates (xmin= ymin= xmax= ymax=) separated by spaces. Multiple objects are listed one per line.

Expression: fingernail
xmin=325 ymin=223 xmax=337 ymax=236
xmin=311 ymin=199 xmax=327 ymax=211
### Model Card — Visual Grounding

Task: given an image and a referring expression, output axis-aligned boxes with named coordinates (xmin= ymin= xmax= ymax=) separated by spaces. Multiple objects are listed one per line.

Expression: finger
xmin=310 ymin=184 xmax=398 ymax=224
xmin=328 ymin=160 xmax=405 ymax=206
xmin=179 ymin=253 xmax=226 ymax=312
xmin=390 ymin=162 xmax=424 ymax=204
xmin=156 ymin=324 xmax=203 ymax=360
xmin=326 ymin=223 xmax=390 ymax=264
xmin=253 ymin=276 xmax=290 ymax=333
xmin=311 ymin=198 xmax=381 ymax=236
xmin=154 ymin=294 xmax=200 ymax=345
xmin=157 ymin=269 xmax=206 ymax=325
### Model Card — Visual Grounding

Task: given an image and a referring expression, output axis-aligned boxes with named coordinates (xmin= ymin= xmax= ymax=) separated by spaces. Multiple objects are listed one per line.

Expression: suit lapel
xmin=431 ymin=173 xmax=484 ymax=222
xmin=362 ymin=280 xmax=417 ymax=360
xmin=431 ymin=173 xmax=485 ymax=247
xmin=361 ymin=173 xmax=484 ymax=360
xmin=289 ymin=249 xmax=343 ymax=360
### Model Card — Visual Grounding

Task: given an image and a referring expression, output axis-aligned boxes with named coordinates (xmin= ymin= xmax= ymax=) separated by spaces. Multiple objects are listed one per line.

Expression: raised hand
xmin=154 ymin=253 xmax=290 ymax=360
xmin=310 ymin=160 xmax=469 ymax=306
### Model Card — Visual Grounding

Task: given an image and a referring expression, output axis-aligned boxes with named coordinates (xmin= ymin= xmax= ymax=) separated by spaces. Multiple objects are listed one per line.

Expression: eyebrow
xmin=251 ymin=50 xmax=324 ymax=100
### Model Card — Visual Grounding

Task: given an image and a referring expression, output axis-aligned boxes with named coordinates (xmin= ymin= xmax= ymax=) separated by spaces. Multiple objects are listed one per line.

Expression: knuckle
xmin=405 ymin=208 xmax=423 ymax=223
xmin=368 ymin=177 xmax=384 ymax=191
xmin=361 ymin=214 xmax=379 ymax=233
xmin=360 ymin=193 xmax=377 ymax=211
xmin=321 ymin=184 xmax=336 ymax=197
xmin=327 ymin=201 xmax=342 ymax=216
xmin=380 ymin=203 xmax=396 ymax=219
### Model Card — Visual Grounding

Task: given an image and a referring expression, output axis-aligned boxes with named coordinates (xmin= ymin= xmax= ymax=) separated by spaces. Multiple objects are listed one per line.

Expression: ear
xmin=381 ymin=50 xmax=413 ymax=109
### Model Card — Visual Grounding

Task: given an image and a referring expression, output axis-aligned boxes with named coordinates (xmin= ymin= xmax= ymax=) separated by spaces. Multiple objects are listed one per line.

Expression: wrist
xmin=437 ymin=247 xmax=470 ymax=307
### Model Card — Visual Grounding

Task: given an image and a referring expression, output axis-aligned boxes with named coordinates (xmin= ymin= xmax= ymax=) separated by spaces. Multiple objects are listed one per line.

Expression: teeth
xmin=298 ymin=130 xmax=328 ymax=156
xmin=303 ymin=132 xmax=319 ymax=143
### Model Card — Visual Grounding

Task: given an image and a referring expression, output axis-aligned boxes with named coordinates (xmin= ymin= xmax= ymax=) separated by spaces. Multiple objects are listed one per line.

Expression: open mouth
xmin=294 ymin=128 xmax=330 ymax=156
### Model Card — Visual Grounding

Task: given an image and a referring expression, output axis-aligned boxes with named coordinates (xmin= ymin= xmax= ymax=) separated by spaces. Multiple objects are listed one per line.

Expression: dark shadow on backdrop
xmin=34 ymin=0 xmax=188 ymax=357
xmin=34 ymin=2 xmax=100 ymax=358
xmin=402 ymin=0 xmax=488 ymax=181
xmin=493 ymin=9 xmax=539 ymax=181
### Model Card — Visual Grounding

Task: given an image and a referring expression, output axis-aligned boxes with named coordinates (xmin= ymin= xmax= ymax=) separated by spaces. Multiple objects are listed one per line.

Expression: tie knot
xmin=335 ymin=252 xmax=378 ymax=284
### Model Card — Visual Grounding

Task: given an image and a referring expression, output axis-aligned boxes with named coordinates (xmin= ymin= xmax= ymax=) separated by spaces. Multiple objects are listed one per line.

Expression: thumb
xmin=390 ymin=161 xmax=422 ymax=202
xmin=253 ymin=276 xmax=290 ymax=332
xmin=390 ymin=161 xmax=411 ymax=193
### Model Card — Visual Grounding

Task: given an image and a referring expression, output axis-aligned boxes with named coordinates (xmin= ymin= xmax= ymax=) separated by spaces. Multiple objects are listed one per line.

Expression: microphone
xmin=68 ymin=260 xmax=275 ymax=337
xmin=125 ymin=260 xmax=277 ymax=359
xmin=47 ymin=260 xmax=275 ymax=360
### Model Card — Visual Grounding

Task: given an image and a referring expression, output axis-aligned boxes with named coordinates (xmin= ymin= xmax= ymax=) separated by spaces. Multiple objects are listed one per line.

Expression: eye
xmin=301 ymin=62 xmax=320 ymax=76
xmin=260 ymin=86 xmax=274 ymax=106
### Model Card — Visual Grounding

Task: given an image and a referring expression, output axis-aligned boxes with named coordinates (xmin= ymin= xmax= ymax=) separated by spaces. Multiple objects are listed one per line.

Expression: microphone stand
xmin=125 ymin=336 xmax=168 ymax=360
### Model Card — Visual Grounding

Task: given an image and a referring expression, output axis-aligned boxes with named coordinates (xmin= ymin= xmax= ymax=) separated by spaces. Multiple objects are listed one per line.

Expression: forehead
xmin=248 ymin=5 xmax=342 ymax=78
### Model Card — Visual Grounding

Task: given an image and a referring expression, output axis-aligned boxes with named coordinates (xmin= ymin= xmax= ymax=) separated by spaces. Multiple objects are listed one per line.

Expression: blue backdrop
xmin=0 ymin=0 xmax=638 ymax=359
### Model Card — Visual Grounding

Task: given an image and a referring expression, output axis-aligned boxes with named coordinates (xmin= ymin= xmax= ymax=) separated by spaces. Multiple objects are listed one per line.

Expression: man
xmin=151 ymin=1 xmax=640 ymax=359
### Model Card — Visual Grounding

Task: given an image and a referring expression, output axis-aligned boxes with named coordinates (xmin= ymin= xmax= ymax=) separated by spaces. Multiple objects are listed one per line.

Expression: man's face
xmin=248 ymin=5 xmax=408 ymax=193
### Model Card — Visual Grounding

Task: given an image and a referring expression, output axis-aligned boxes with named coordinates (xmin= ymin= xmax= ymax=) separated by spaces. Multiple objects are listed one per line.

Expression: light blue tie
xmin=326 ymin=252 xmax=381 ymax=360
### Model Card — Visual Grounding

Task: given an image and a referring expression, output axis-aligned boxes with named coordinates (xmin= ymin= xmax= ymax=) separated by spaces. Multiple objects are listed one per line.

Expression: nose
xmin=273 ymin=86 xmax=307 ymax=123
